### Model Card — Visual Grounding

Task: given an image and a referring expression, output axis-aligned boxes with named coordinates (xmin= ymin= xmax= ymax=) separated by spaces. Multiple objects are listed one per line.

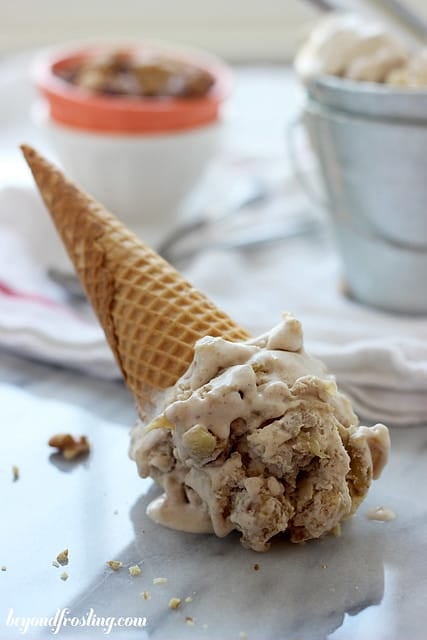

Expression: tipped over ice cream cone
xmin=21 ymin=145 xmax=250 ymax=411
xmin=21 ymin=145 xmax=390 ymax=552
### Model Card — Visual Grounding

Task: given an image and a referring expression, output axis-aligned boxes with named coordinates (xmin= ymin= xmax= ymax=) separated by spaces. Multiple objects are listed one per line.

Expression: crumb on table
xmin=60 ymin=572 xmax=69 ymax=581
xmin=168 ymin=598 xmax=181 ymax=610
xmin=48 ymin=433 xmax=90 ymax=460
xmin=1 ymin=566 xmax=6 ymax=572
xmin=12 ymin=465 xmax=19 ymax=482
xmin=107 ymin=560 xmax=123 ymax=571
xmin=153 ymin=577 xmax=168 ymax=585
xmin=366 ymin=506 xmax=396 ymax=522
xmin=129 ymin=565 xmax=141 ymax=577
xmin=56 ymin=549 xmax=69 ymax=566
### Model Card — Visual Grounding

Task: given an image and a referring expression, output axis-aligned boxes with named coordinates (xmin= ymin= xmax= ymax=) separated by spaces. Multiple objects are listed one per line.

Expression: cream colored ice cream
xmin=295 ymin=12 xmax=408 ymax=84
xmin=130 ymin=313 xmax=390 ymax=552
xmin=386 ymin=47 xmax=427 ymax=87
xmin=20 ymin=147 xmax=390 ymax=552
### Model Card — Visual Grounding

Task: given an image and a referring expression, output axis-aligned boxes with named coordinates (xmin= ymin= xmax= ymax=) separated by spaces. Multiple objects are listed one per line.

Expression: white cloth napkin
xmin=187 ymin=245 xmax=427 ymax=426
xmin=1 ymin=184 xmax=426 ymax=426
xmin=0 ymin=186 xmax=119 ymax=378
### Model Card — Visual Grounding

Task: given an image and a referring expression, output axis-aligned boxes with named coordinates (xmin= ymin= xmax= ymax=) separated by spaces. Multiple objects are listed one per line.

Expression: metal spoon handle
xmin=301 ymin=0 xmax=336 ymax=12
xmin=156 ymin=182 xmax=269 ymax=258
xmin=163 ymin=216 xmax=324 ymax=264
xmin=303 ymin=0 xmax=427 ymax=42
xmin=372 ymin=0 xmax=427 ymax=41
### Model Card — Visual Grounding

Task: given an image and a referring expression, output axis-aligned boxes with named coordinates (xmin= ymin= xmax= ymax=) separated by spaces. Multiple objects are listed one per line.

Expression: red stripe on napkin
xmin=0 ymin=281 xmax=64 ymax=309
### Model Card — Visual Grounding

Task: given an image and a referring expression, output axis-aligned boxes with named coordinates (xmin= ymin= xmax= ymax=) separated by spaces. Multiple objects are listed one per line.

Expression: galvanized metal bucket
xmin=303 ymin=76 xmax=427 ymax=313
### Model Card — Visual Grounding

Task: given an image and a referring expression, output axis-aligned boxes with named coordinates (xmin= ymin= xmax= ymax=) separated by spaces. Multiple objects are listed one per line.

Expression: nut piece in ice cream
xmin=181 ymin=424 xmax=217 ymax=460
xmin=130 ymin=313 xmax=390 ymax=552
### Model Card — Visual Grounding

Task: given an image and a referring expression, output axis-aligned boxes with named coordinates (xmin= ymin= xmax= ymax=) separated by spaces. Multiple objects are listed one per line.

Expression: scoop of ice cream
xmin=130 ymin=313 xmax=390 ymax=552
xmin=295 ymin=12 xmax=408 ymax=84
xmin=386 ymin=47 xmax=427 ymax=87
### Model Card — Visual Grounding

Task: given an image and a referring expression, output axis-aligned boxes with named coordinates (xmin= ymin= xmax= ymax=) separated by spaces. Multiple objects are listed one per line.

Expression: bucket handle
xmin=286 ymin=114 xmax=329 ymax=210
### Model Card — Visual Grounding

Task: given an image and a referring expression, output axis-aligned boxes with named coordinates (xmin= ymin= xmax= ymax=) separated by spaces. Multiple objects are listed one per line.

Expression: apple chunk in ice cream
xmin=130 ymin=314 xmax=389 ymax=552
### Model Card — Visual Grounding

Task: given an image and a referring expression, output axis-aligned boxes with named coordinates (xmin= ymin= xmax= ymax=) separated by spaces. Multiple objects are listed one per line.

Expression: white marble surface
xmin=1 ymin=57 xmax=427 ymax=640
xmin=1 ymin=371 xmax=427 ymax=640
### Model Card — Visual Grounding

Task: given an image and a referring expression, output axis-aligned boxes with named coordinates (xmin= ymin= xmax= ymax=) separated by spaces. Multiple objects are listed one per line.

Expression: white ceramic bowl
xmin=34 ymin=103 xmax=223 ymax=245
xmin=31 ymin=41 xmax=232 ymax=246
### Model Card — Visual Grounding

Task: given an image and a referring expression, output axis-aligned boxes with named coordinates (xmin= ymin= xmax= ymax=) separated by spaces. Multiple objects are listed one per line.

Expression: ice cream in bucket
xmin=296 ymin=12 xmax=427 ymax=314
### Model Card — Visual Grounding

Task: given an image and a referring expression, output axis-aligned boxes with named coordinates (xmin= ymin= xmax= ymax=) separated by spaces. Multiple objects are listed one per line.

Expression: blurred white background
xmin=1 ymin=0 xmax=426 ymax=61
xmin=0 ymin=0 xmax=317 ymax=60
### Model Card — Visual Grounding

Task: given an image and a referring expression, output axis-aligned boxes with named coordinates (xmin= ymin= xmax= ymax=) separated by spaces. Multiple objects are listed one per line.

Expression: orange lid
xmin=34 ymin=44 xmax=232 ymax=134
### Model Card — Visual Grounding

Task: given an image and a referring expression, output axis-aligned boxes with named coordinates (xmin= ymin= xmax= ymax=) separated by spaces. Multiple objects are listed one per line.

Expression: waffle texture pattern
xmin=21 ymin=145 xmax=250 ymax=409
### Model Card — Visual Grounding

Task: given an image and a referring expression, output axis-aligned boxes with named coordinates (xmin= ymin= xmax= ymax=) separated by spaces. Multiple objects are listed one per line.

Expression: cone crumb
xmin=60 ymin=572 xmax=69 ymax=581
xmin=56 ymin=549 xmax=69 ymax=566
xmin=141 ymin=591 xmax=151 ymax=600
xmin=168 ymin=598 xmax=181 ymax=609
xmin=107 ymin=560 xmax=123 ymax=571
xmin=253 ymin=563 xmax=260 ymax=571
xmin=12 ymin=465 xmax=19 ymax=481
xmin=185 ymin=617 xmax=195 ymax=626
xmin=52 ymin=561 xmax=59 ymax=568
xmin=185 ymin=596 xmax=193 ymax=603
xmin=129 ymin=565 xmax=141 ymax=577
xmin=1 ymin=566 xmax=6 ymax=571
xmin=153 ymin=577 xmax=168 ymax=584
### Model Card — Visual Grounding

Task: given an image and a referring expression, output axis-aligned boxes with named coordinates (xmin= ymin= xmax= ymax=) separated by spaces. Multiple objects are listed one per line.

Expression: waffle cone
xmin=21 ymin=145 xmax=250 ymax=410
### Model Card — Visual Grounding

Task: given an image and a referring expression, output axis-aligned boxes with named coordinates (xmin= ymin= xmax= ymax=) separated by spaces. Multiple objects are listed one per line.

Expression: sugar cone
xmin=21 ymin=145 xmax=250 ymax=411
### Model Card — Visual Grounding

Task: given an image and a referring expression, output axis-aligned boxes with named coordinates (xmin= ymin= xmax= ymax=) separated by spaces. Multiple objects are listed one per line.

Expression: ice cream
xmin=55 ymin=49 xmax=215 ymax=98
xmin=295 ymin=13 xmax=408 ymax=84
xmin=386 ymin=48 xmax=427 ymax=87
xmin=130 ymin=313 xmax=390 ymax=552
xmin=21 ymin=146 xmax=390 ymax=553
